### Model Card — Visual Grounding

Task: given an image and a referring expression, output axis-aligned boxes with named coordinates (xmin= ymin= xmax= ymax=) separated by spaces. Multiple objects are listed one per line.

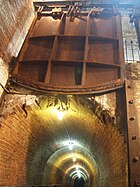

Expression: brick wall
xmin=0 ymin=58 xmax=8 ymax=99
xmin=0 ymin=103 xmax=30 ymax=185
xmin=0 ymin=0 xmax=34 ymax=63
xmin=0 ymin=0 xmax=34 ymax=100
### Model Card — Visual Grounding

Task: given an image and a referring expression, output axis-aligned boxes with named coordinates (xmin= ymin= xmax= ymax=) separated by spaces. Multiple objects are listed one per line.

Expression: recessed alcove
xmin=54 ymin=36 xmax=85 ymax=61
xmin=18 ymin=60 xmax=48 ymax=82
xmin=86 ymin=63 xmax=120 ymax=86
xmin=22 ymin=36 xmax=54 ymax=61
xmin=87 ymin=37 xmax=119 ymax=64
xmin=50 ymin=61 xmax=83 ymax=86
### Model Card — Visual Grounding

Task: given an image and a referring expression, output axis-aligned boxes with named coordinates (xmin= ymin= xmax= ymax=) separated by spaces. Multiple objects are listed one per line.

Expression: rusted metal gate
xmin=12 ymin=3 xmax=124 ymax=94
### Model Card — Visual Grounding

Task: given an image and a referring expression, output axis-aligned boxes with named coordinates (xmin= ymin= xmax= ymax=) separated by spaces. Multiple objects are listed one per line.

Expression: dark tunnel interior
xmin=74 ymin=177 xmax=85 ymax=187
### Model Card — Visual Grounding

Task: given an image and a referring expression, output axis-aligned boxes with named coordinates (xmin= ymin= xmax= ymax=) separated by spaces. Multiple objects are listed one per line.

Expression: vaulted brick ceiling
xmin=0 ymin=93 xmax=127 ymax=186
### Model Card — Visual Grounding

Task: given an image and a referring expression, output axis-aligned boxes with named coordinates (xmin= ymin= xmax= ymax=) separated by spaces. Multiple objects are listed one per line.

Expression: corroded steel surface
xmin=12 ymin=4 xmax=124 ymax=94
xmin=125 ymin=80 xmax=140 ymax=187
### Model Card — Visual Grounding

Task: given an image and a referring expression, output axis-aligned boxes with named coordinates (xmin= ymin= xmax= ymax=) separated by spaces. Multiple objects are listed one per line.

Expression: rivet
xmin=129 ymin=100 xmax=134 ymax=104
xmin=132 ymin=136 xmax=136 ymax=140
xmin=128 ymin=85 xmax=132 ymax=88
xmin=133 ymin=157 xmax=139 ymax=163
xmin=129 ymin=116 xmax=135 ymax=121
xmin=135 ymin=180 xmax=140 ymax=186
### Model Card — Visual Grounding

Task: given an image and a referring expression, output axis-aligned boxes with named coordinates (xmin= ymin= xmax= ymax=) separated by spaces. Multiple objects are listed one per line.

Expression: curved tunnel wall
xmin=42 ymin=146 xmax=97 ymax=186
xmin=0 ymin=93 xmax=128 ymax=187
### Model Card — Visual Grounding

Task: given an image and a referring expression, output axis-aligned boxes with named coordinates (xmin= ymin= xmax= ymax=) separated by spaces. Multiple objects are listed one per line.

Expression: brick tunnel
xmin=0 ymin=0 xmax=140 ymax=187
xmin=0 ymin=93 xmax=128 ymax=187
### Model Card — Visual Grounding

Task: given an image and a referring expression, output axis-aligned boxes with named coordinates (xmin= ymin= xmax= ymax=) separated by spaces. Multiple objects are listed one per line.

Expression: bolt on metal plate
xmin=132 ymin=136 xmax=137 ymax=140
xmin=129 ymin=100 xmax=134 ymax=104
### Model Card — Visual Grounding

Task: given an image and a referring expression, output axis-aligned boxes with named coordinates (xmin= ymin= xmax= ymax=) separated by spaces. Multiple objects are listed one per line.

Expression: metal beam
xmin=33 ymin=0 xmax=134 ymax=9
xmin=125 ymin=80 xmax=140 ymax=187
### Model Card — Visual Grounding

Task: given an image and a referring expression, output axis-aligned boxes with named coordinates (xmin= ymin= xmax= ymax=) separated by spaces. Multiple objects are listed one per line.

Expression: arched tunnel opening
xmin=42 ymin=144 xmax=97 ymax=187
xmin=23 ymin=95 xmax=127 ymax=187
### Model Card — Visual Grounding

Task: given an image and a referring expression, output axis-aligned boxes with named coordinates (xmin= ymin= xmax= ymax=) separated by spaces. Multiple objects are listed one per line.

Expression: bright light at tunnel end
xmin=77 ymin=171 xmax=81 ymax=178
xmin=69 ymin=142 xmax=73 ymax=150
xmin=76 ymin=168 xmax=81 ymax=178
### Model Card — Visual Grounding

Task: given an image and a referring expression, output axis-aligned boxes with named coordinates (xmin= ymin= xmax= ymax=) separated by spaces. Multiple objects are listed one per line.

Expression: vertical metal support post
xmin=125 ymin=40 xmax=128 ymax=62
xmin=125 ymin=80 xmax=140 ymax=187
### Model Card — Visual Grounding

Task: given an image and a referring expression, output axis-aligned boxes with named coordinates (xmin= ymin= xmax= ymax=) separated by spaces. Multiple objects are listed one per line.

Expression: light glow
xmin=69 ymin=142 xmax=73 ymax=150
xmin=72 ymin=156 xmax=77 ymax=162
xmin=57 ymin=110 xmax=64 ymax=120
xmin=77 ymin=171 xmax=81 ymax=178
xmin=76 ymin=164 xmax=79 ymax=171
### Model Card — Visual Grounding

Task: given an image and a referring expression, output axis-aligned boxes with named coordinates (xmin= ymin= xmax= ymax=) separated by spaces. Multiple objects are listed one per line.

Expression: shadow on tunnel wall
xmin=25 ymin=120 xmax=55 ymax=185
xmin=25 ymin=102 xmax=66 ymax=186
